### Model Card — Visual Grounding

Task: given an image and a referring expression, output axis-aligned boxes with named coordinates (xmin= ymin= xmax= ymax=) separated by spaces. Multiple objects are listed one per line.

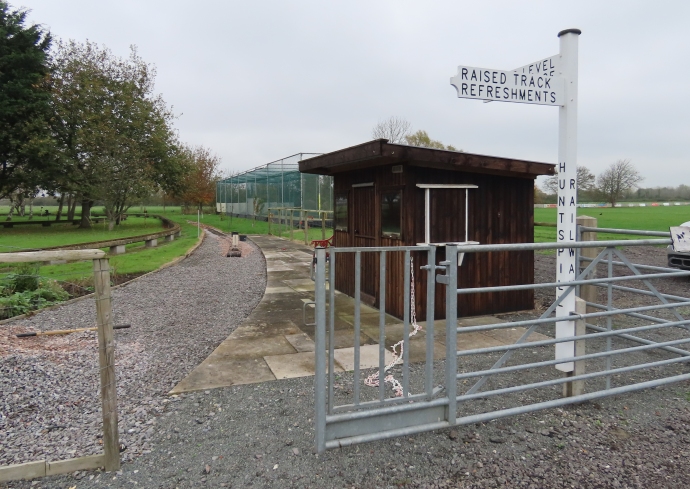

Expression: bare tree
xmin=542 ymin=165 xmax=596 ymax=195
xmin=597 ymin=159 xmax=644 ymax=207
xmin=371 ymin=116 xmax=412 ymax=143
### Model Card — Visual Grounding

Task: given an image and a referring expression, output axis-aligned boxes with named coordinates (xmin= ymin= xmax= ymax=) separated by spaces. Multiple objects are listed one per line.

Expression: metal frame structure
xmin=313 ymin=227 xmax=690 ymax=452
xmin=216 ymin=153 xmax=333 ymax=220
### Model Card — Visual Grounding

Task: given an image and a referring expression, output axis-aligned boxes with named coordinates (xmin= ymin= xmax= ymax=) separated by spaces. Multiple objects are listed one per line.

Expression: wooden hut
xmin=298 ymin=139 xmax=555 ymax=321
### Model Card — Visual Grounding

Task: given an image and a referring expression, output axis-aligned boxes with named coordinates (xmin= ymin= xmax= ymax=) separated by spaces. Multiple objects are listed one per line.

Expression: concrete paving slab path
xmin=170 ymin=234 xmax=551 ymax=394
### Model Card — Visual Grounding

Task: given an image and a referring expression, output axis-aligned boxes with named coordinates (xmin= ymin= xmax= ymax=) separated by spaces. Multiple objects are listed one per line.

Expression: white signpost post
xmin=451 ymin=29 xmax=581 ymax=373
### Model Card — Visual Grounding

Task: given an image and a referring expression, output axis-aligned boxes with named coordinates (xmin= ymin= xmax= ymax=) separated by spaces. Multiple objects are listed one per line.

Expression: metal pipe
xmin=424 ymin=188 xmax=430 ymax=244
xmin=445 ymin=245 xmax=458 ymax=425
xmin=403 ymin=250 xmax=410 ymax=397
xmin=328 ymin=250 xmax=336 ymax=414
xmin=580 ymin=256 xmax=676 ymax=274
xmin=354 ymin=251 xmax=361 ymax=406
xmin=456 ymin=336 xmax=690 ymax=381
xmin=425 ymin=246 xmax=436 ymax=398
xmin=585 ymin=301 xmax=687 ymax=326
xmin=327 ymin=396 xmax=449 ymax=423
xmin=325 ymin=421 xmax=450 ymax=450
xmin=456 ymin=355 xmax=690 ymax=402
xmin=455 ymin=373 xmax=690 ymax=427
xmin=444 ymin=238 xmax=672 ymax=253
xmin=455 ymin=269 xmax=690 ymax=295
xmin=456 ymin=317 xmax=690 ymax=357
xmin=606 ymin=284 xmax=690 ymax=303
xmin=332 ymin=245 xmax=433 ymax=253
xmin=579 ymin=226 xmax=670 ymax=237
xmin=379 ymin=250 xmax=386 ymax=402
xmin=606 ymin=248 xmax=613 ymax=389
xmin=455 ymin=300 xmax=690 ymax=334
xmin=585 ymin=323 xmax=690 ymax=357
xmin=314 ymin=247 xmax=327 ymax=453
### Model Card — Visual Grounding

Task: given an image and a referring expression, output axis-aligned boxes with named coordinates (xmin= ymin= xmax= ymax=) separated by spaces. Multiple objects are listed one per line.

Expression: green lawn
xmin=36 ymin=225 xmax=200 ymax=285
xmin=4 ymin=203 xmax=682 ymax=289
xmin=0 ymin=207 xmax=329 ymax=288
xmin=0 ymin=204 xmax=62 ymax=221
xmin=533 ymin=206 xmax=687 ymax=243
xmin=0 ymin=216 xmax=167 ymax=252
xmin=0 ymin=205 xmax=335 ymax=318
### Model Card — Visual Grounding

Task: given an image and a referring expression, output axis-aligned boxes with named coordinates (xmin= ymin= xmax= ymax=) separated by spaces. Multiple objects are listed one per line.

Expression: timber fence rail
xmin=313 ymin=219 xmax=690 ymax=452
xmin=0 ymin=250 xmax=120 ymax=482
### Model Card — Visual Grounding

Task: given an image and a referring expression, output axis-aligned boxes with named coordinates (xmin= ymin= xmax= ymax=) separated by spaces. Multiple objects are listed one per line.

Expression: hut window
xmin=335 ymin=193 xmax=348 ymax=231
xmin=381 ymin=189 xmax=402 ymax=238
xmin=416 ymin=183 xmax=478 ymax=244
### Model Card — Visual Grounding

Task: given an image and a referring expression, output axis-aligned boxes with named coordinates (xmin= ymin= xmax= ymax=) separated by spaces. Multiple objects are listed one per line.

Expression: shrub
xmin=0 ymin=264 xmax=69 ymax=319
xmin=1 ymin=262 xmax=40 ymax=294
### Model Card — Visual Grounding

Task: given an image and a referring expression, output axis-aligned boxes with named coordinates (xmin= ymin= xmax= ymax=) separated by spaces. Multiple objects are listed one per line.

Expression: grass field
xmin=533 ymin=206 xmax=687 ymax=243
xmin=0 ymin=215 xmax=167 ymax=252
xmin=2 ymin=203 xmax=684 ymax=285
xmin=0 ymin=205 xmax=329 ymax=289
xmin=36 ymin=224 xmax=200 ymax=285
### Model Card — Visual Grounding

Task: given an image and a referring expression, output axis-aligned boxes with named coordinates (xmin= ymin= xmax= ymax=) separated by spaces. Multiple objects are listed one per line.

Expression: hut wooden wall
xmin=409 ymin=167 xmax=535 ymax=320
xmin=333 ymin=165 xmax=407 ymax=308
xmin=332 ymin=164 xmax=535 ymax=320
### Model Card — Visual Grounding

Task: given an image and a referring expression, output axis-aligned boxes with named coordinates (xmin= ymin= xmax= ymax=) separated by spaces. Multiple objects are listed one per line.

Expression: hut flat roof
xmin=299 ymin=139 xmax=555 ymax=179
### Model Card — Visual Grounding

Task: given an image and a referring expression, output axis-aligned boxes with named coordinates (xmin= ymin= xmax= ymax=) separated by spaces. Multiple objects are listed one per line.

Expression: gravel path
xmin=2 ymin=241 xmax=690 ymax=488
xmin=1 ymin=232 xmax=266 ymax=468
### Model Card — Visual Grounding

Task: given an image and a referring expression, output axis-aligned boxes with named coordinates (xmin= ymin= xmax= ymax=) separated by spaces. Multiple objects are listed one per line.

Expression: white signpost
xmin=451 ymin=66 xmax=564 ymax=106
xmin=451 ymin=29 xmax=581 ymax=373
xmin=512 ymin=55 xmax=559 ymax=77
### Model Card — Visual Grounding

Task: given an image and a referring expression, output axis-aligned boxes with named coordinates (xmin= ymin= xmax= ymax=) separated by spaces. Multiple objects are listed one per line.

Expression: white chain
xmin=364 ymin=256 xmax=421 ymax=397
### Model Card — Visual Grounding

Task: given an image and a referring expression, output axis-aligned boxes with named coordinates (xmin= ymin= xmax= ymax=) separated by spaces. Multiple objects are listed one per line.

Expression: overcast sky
xmin=17 ymin=0 xmax=690 ymax=188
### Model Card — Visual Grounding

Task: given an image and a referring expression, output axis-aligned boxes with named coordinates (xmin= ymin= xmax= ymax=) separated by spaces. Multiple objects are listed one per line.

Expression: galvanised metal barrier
xmin=314 ymin=245 xmax=447 ymax=452
xmin=313 ymin=230 xmax=690 ymax=452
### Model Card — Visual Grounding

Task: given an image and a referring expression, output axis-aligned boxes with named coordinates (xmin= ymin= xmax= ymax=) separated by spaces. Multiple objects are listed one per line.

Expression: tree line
xmin=0 ymin=2 xmax=221 ymax=229
xmin=538 ymin=159 xmax=677 ymax=206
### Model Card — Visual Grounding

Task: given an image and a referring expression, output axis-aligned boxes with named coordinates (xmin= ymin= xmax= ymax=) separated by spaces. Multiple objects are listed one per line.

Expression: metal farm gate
xmin=313 ymin=228 xmax=690 ymax=452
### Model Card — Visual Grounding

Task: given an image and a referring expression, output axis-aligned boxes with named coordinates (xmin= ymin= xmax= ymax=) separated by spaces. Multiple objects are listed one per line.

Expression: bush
xmin=0 ymin=292 xmax=32 ymax=319
xmin=0 ymin=264 xmax=69 ymax=319
xmin=1 ymin=262 xmax=40 ymax=293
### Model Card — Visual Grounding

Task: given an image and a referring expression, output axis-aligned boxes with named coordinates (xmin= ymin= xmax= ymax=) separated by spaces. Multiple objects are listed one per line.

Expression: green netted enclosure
xmin=216 ymin=153 xmax=333 ymax=221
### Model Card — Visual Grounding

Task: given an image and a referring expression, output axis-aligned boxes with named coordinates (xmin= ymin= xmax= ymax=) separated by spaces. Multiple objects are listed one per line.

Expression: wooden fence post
xmin=577 ymin=215 xmax=598 ymax=312
xmin=92 ymin=258 xmax=120 ymax=472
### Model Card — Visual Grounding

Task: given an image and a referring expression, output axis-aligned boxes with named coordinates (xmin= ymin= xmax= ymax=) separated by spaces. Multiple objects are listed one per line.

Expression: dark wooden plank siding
xmin=408 ymin=168 xmax=534 ymax=320
xmin=333 ymin=163 xmax=535 ymax=321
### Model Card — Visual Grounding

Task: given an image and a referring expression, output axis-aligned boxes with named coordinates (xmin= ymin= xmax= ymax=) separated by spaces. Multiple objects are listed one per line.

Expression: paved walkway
xmin=170 ymin=235 xmax=547 ymax=394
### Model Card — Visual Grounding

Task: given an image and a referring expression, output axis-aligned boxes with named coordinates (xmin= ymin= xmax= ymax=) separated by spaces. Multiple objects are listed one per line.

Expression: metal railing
xmin=313 ymin=228 xmax=690 ymax=452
